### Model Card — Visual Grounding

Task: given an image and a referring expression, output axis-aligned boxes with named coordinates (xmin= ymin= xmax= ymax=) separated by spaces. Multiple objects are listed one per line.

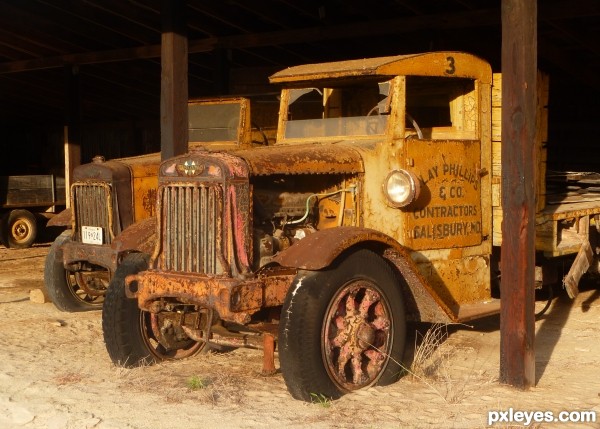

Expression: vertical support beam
xmin=160 ymin=0 xmax=188 ymax=161
xmin=64 ymin=65 xmax=81 ymax=209
xmin=500 ymin=0 xmax=537 ymax=388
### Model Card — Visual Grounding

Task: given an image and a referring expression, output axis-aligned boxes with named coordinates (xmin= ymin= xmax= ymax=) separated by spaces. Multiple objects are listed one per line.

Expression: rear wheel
xmin=278 ymin=249 xmax=406 ymax=401
xmin=1 ymin=209 xmax=37 ymax=249
xmin=45 ymin=230 xmax=106 ymax=312
xmin=102 ymin=253 xmax=208 ymax=367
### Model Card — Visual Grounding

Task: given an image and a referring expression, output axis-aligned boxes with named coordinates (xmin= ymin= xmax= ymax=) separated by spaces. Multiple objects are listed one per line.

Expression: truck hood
xmin=231 ymin=142 xmax=364 ymax=176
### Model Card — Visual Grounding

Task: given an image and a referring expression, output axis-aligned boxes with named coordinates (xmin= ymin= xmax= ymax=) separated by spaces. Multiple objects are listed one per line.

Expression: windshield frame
xmin=276 ymin=78 xmax=396 ymax=144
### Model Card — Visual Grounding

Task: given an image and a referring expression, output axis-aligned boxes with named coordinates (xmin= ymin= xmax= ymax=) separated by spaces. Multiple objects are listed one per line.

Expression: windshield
xmin=188 ymin=102 xmax=242 ymax=142
xmin=283 ymin=80 xmax=391 ymax=139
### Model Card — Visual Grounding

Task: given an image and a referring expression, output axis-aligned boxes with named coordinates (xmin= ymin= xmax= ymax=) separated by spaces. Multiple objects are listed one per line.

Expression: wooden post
xmin=500 ymin=0 xmax=537 ymax=388
xmin=160 ymin=0 xmax=188 ymax=161
xmin=64 ymin=65 xmax=81 ymax=208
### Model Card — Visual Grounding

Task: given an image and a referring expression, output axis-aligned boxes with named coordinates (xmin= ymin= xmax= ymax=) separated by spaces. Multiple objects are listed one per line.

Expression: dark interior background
xmin=0 ymin=0 xmax=597 ymax=174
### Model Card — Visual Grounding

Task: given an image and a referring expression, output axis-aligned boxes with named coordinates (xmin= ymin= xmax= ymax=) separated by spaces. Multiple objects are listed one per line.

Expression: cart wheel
xmin=1 ymin=210 xmax=37 ymax=249
xmin=278 ymin=249 xmax=406 ymax=401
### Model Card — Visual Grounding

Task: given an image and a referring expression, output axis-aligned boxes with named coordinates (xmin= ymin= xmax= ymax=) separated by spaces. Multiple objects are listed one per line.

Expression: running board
xmin=455 ymin=299 xmax=501 ymax=322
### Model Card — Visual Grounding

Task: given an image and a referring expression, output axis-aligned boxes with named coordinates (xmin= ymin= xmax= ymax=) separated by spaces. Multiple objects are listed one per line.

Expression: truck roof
xmin=269 ymin=51 xmax=492 ymax=84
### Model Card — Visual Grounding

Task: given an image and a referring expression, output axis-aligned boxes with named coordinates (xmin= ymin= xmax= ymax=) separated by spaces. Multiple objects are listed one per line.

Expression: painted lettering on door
xmin=405 ymin=141 xmax=482 ymax=249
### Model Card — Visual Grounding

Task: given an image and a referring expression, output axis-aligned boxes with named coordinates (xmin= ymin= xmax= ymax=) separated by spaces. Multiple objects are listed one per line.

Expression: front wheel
xmin=102 ymin=253 xmax=208 ymax=367
xmin=45 ymin=230 xmax=106 ymax=312
xmin=278 ymin=249 xmax=406 ymax=401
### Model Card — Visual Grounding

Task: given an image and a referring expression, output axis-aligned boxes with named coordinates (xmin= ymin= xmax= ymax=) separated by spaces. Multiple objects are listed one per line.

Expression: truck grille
xmin=72 ymin=182 xmax=118 ymax=244
xmin=159 ymin=183 xmax=222 ymax=274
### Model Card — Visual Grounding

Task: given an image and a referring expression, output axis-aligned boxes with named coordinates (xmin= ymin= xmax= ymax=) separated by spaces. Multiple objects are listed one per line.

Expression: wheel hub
xmin=323 ymin=281 xmax=393 ymax=391
xmin=12 ymin=221 xmax=30 ymax=241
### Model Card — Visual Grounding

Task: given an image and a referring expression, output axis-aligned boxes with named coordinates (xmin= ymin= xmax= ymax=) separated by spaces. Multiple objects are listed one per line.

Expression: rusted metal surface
xmin=322 ymin=279 xmax=393 ymax=390
xmin=129 ymin=268 xmax=295 ymax=326
xmin=129 ymin=270 xmax=258 ymax=324
xmin=111 ymin=217 xmax=156 ymax=258
xmin=47 ymin=207 xmax=71 ymax=227
xmin=233 ymin=142 xmax=364 ymax=176
xmin=262 ymin=334 xmax=277 ymax=376
xmin=271 ymin=227 xmax=455 ymax=323
xmin=62 ymin=239 xmax=117 ymax=273
xmin=71 ymin=181 xmax=115 ymax=243
xmin=156 ymin=151 xmax=252 ymax=278
xmin=143 ymin=52 xmax=500 ymax=338
xmin=272 ymin=226 xmax=400 ymax=270
xmin=73 ymin=158 xmax=134 ymax=232
xmin=382 ymin=248 xmax=452 ymax=323
xmin=269 ymin=52 xmax=492 ymax=84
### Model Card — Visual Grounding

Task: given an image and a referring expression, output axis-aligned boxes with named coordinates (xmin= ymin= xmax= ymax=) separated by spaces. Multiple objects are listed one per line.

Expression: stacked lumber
xmin=545 ymin=171 xmax=600 ymax=204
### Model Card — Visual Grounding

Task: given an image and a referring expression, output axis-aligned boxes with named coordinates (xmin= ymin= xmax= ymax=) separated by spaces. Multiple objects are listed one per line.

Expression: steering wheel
xmin=251 ymin=122 xmax=269 ymax=145
xmin=406 ymin=113 xmax=423 ymax=139
xmin=366 ymin=105 xmax=424 ymax=139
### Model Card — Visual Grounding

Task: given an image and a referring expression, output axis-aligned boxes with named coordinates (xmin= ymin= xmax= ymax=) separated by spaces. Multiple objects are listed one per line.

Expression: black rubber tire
xmin=278 ymin=249 xmax=406 ymax=402
xmin=102 ymin=253 xmax=157 ymax=367
xmin=45 ymin=230 xmax=105 ymax=312
xmin=1 ymin=209 xmax=37 ymax=249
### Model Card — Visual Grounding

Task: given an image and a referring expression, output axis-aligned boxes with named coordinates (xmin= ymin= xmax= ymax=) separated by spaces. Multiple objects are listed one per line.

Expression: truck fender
xmin=272 ymin=226 xmax=452 ymax=323
xmin=47 ymin=208 xmax=72 ymax=227
xmin=111 ymin=217 xmax=156 ymax=258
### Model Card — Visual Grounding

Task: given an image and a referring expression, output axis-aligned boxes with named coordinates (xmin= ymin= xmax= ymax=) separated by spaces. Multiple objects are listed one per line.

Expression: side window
xmin=405 ymin=77 xmax=478 ymax=140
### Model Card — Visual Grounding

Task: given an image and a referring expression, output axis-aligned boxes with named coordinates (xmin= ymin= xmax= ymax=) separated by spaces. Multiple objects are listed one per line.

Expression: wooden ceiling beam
xmin=0 ymin=0 xmax=598 ymax=75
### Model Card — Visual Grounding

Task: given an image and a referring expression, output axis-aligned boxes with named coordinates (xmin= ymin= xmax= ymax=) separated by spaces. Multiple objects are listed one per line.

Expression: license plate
xmin=81 ymin=226 xmax=103 ymax=245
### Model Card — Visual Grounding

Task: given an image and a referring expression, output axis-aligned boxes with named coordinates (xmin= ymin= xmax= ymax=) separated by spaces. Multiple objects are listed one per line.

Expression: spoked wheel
xmin=279 ymin=249 xmax=406 ymax=401
xmin=102 ymin=253 xmax=208 ymax=367
xmin=323 ymin=280 xmax=395 ymax=391
xmin=45 ymin=230 xmax=106 ymax=312
xmin=71 ymin=271 xmax=108 ymax=306
xmin=140 ymin=308 xmax=211 ymax=362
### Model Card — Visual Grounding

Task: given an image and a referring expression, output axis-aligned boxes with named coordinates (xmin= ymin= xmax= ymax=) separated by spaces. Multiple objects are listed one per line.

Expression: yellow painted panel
xmin=405 ymin=140 xmax=482 ymax=250
xmin=132 ymin=176 xmax=158 ymax=222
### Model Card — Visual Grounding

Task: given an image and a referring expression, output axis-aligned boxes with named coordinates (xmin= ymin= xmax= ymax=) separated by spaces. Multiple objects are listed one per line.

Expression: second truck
xmin=45 ymin=97 xmax=276 ymax=312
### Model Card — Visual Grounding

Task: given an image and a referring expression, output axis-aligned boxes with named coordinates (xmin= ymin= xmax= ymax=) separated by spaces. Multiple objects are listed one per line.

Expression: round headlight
xmin=383 ymin=170 xmax=420 ymax=208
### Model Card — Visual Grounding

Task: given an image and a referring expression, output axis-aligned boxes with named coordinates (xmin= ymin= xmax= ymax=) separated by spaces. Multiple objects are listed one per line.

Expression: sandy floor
xmin=0 ymin=242 xmax=599 ymax=429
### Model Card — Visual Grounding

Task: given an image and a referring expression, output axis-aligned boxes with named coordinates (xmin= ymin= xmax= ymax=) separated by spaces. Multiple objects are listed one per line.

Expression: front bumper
xmin=62 ymin=240 xmax=117 ymax=273
xmin=126 ymin=270 xmax=295 ymax=325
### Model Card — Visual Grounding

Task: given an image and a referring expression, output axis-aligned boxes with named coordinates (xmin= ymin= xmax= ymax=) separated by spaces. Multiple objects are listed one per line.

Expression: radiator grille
xmin=160 ymin=184 xmax=222 ymax=274
xmin=72 ymin=183 xmax=118 ymax=244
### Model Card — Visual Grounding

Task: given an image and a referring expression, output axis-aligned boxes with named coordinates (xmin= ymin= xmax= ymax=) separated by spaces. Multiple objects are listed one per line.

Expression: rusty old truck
xmin=45 ymin=96 xmax=276 ymax=312
xmin=102 ymin=52 xmax=599 ymax=401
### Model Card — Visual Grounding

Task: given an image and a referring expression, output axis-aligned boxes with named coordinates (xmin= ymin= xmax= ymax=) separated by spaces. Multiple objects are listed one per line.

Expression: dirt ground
xmin=0 ymin=240 xmax=599 ymax=429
